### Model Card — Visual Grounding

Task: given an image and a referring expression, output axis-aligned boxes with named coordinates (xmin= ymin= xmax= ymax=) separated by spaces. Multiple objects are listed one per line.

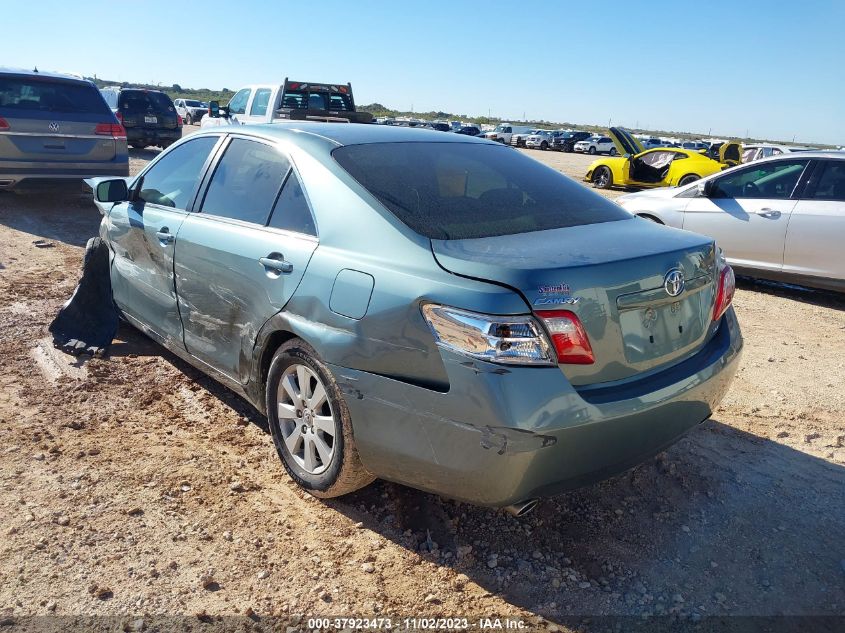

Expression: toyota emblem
xmin=664 ymin=269 xmax=685 ymax=297
xmin=48 ymin=122 xmax=60 ymax=132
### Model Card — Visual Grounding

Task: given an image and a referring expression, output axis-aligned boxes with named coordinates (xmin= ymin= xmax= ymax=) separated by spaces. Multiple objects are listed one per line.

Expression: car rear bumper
xmin=333 ymin=308 xmax=742 ymax=507
xmin=125 ymin=128 xmax=181 ymax=146
xmin=0 ymin=161 xmax=129 ymax=188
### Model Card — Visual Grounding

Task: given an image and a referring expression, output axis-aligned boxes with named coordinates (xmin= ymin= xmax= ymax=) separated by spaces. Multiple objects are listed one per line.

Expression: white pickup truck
xmin=201 ymin=79 xmax=372 ymax=128
xmin=482 ymin=123 xmax=536 ymax=145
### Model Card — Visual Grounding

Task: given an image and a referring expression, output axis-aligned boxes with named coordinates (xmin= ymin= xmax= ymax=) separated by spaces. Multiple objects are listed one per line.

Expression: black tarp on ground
xmin=49 ymin=237 xmax=119 ymax=356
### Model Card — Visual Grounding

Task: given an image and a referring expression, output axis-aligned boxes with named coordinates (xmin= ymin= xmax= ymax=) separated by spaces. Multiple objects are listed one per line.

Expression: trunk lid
xmin=431 ymin=218 xmax=718 ymax=385
xmin=608 ymin=126 xmax=645 ymax=157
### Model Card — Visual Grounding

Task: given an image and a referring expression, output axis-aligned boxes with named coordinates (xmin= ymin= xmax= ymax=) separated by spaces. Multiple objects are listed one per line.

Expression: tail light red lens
xmin=713 ymin=264 xmax=736 ymax=321
xmin=95 ymin=123 xmax=127 ymax=139
xmin=115 ymin=111 xmax=123 ymax=124
xmin=0 ymin=117 xmax=9 ymax=131
xmin=176 ymin=113 xmax=183 ymax=127
xmin=535 ymin=310 xmax=595 ymax=365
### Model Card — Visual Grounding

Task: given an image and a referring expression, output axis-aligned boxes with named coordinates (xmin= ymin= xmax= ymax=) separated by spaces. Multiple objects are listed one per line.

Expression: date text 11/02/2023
xmin=306 ymin=617 xmax=528 ymax=629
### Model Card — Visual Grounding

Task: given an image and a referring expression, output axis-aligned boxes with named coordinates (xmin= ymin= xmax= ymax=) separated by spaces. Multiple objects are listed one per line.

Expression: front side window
xmin=138 ymin=136 xmax=219 ymax=209
xmin=711 ymin=159 xmax=809 ymax=199
xmin=639 ymin=151 xmax=677 ymax=169
xmin=807 ymin=160 xmax=845 ymax=201
xmin=333 ymin=142 xmax=630 ymax=240
xmin=200 ymin=138 xmax=290 ymax=224
xmin=268 ymin=172 xmax=317 ymax=236
xmin=227 ymin=88 xmax=251 ymax=115
xmin=249 ymin=88 xmax=272 ymax=116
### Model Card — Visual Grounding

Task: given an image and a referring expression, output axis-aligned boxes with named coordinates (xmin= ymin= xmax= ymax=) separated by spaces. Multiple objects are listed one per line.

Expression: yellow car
xmin=584 ymin=127 xmax=742 ymax=190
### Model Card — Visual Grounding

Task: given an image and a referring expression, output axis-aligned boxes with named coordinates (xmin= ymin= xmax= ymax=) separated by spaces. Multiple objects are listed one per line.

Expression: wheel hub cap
xmin=276 ymin=363 xmax=337 ymax=475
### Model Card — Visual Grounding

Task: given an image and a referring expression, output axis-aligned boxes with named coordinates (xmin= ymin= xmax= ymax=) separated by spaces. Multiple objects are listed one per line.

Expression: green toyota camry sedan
xmin=89 ymin=123 xmax=742 ymax=514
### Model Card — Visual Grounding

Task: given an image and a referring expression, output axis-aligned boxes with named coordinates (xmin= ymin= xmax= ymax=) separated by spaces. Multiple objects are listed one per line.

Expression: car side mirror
xmin=209 ymin=101 xmax=221 ymax=118
xmin=697 ymin=180 xmax=714 ymax=197
xmin=95 ymin=179 xmax=129 ymax=203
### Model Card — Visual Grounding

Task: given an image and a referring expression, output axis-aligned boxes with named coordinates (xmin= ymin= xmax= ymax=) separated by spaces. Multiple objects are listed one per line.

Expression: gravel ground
xmin=0 ymin=131 xmax=843 ymax=631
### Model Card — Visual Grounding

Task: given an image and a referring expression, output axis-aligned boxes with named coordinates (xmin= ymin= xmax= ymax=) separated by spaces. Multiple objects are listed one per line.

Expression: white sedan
xmin=617 ymin=152 xmax=845 ymax=292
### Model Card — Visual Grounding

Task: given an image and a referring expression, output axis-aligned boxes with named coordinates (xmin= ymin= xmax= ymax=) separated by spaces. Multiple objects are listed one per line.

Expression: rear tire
xmin=678 ymin=174 xmax=700 ymax=186
xmin=592 ymin=166 xmax=613 ymax=189
xmin=588 ymin=146 xmax=597 ymax=155
xmin=266 ymin=339 xmax=374 ymax=498
xmin=130 ymin=143 xmax=147 ymax=150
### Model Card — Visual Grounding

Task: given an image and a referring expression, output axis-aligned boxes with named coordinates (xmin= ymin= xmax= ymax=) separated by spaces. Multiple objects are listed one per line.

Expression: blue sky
xmin=5 ymin=0 xmax=844 ymax=144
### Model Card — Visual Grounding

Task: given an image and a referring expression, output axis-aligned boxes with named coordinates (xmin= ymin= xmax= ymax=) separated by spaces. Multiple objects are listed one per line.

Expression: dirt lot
xmin=0 ymin=131 xmax=843 ymax=631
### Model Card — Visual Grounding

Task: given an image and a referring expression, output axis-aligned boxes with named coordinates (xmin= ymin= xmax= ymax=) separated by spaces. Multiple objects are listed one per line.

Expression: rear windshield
xmin=281 ymin=90 xmax=354 ymax=112
xmin=0 ymin=77 xmax=110 ymax=114
xmin=119 ymin=90 xmax=174 ymax=112
xmin=333 ymin=142 xmax=630 ymax=239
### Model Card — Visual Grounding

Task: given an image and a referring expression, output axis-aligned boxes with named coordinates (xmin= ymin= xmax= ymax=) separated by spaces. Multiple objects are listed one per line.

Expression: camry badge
xmin=663 ymin=269 xmax=685 ymax=297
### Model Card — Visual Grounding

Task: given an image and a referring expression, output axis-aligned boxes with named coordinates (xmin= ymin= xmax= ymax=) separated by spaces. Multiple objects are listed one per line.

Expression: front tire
xmin=185 ymin=114 xmax=192 ymax=125
xmin=609 ymin=147 xmax=618 ymax=156
xmin=266 ymin=339 xmax=374 ymax=498
xmin=592 ymin=166 xmax=613 ymax=189
xmin=540 ymin=141 xmax=548 ymax=150
xmin=678 ymin=174 xmax=700 ymax=186
xmin=588 ymin=146 xmax=597 ymax=155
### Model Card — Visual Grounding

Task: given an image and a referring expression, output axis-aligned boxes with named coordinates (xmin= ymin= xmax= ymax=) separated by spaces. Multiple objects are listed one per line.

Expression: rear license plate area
xmin=619 ymin=294 xmax=706 ymax=364
xmin=144 ymin=115 xmax=157 ymax=124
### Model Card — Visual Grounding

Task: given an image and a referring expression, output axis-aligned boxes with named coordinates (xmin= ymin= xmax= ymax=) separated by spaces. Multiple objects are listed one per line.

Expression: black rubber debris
xmin=49 ymin=237 xmax=119 ymax=357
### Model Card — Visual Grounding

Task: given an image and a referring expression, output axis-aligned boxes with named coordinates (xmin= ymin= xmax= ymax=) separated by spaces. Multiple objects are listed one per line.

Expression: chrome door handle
xmin=259 ymin=255 xmax=293 ymax=273
xmin=155 ymin=228 xmax=174 ymax=244
xmin=755 ymin=208 xmax=781 ymax=218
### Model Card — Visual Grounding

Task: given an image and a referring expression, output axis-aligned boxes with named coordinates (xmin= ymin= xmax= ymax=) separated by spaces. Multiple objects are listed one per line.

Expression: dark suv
xmin=0 ymin=68 xmax=128 ymax=189
xmin=100 ymin=87 xmax=181 ymax=150
xmin=553 ymin=131 xmax=592 ymax=153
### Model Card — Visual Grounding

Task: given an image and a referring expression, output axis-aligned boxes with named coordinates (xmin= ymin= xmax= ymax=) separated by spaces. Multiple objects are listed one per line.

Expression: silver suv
xmin=0 ymin=68 xmax=128 ymax=189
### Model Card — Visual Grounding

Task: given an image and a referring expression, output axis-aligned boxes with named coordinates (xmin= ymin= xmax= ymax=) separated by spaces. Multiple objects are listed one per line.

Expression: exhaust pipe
xmin=503 ymin=499 xmax=539 ymax=517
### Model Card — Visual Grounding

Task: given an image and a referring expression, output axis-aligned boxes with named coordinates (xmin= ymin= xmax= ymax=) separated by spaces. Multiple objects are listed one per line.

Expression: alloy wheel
xmin=276 ymin=363 xmax=337 ymax=475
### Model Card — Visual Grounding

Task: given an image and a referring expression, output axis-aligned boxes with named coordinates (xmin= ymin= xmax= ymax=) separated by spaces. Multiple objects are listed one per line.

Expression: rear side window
xmin=249 ymin=88 xmax=272 ymax=116
xmin=807 ymin=160 xmax=845 ymax=201
xmin=268 ymin=172 xmax=317 ymax=236
xmin=333 ymin=142 xmax=630 ymax=239
xmin=0 ymin=77 xmax=110 ymax=114
xmin=201 ymin=138 xmax=290 ymax=224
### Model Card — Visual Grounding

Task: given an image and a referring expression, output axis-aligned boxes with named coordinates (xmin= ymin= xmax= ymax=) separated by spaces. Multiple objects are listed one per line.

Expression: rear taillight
xmin=535 ymin=310 xmax=595 ymax=365
xmin=176 ymin=113 xmax=183 ymax=127
xmin=0 ymin=117 xmax=9 ymax=131
xmin=713 ymin=263 xmax=736 ymax=321
xmin=115 ymin=111 xmax=123 ymax=124
xmin=95 ymin=123 xmax=127 ymax=139
xmin=421 ymin=304 xmax=555 ymax=366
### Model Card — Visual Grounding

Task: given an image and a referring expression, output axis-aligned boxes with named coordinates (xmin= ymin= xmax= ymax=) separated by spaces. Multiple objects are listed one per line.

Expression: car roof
xmin=0 ymin=66 xmax=91 ymax=84
xmin=753 ymin=150 xmax=845 ymax=161
xmin=220 ymin=121 xmax=500 ymax=147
